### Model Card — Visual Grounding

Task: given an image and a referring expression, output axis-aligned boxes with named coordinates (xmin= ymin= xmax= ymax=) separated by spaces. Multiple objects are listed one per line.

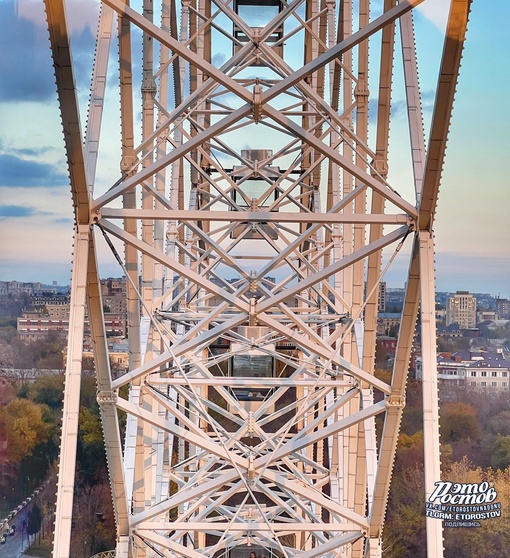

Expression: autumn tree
xmin=442 ymin=459 xmax=510 ymax=557
xmin=70 ymin=483 xmax=116 ymax=556
xmin=0 ymin=398 xmax=56 ymax=501
xmin=383 ymin=465 xmax=426 ymax=558
xmin=488 ymin=410 xmax=510 ymax=437
xmin=440 ymin=402 xmax=480 ymax=443
xmin=0 ymin=398 xmax=52 ymax=462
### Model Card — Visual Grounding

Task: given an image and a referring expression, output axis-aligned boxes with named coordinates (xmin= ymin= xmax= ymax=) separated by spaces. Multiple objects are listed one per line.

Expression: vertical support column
xmin=118 ymin=5 xmax=141 ymax=374
xmin=141 ymin=0 xmax=156 ymax=312
xmin=363 ymin=0 xmax=396 ymax=374
xmin=419 ymin=230 xmax=443 ymax=558
xmin=52 ymin=225 xmax=89 ymax=558
xmin=139 ymin=6 xmax=157 ymax=551
xmin=118 ymin=11 xmax=141 ymax=552
xmin=352 ymin=0 xmax=369 ymax=342
xmin=338 ymin=0 xmax=353 ymax=521
xmin=352 ymin=5 xmax=370 ymax=553
xmin=340 ymin=0 xmax=353 ymax=325
xmin=154 ymin=0 xmax=171 ymax=512
xmin=86 ymin=238 xmax=131 ymax=554
xmin=400 ymin=9 xmax=425 ymax=205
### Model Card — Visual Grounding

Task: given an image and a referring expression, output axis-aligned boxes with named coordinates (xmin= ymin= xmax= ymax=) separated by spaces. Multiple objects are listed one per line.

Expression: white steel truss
xmin=44 ymin=0 xmax=472 ymax=557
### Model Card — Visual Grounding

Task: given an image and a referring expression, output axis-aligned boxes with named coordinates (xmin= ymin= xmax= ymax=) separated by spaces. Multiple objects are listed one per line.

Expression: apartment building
xmin=100 ymin=277 xmax=127 ymax=316
xmin=497 ymin=298 xmax=510 ymax=319
xmin=0 ymin=281 xmax=43 ymax=296
xmin=17 ymin=313 xmax=126 ymax=341
xmin=446 ymin=291 xmax=477 ymax=329
xmin=17 ymin=317 xmax=68 ymax=341
xmin=416 ymin=350 xmax=510 ymax=391
xmin=378 ymin=281 xmax=387 ymax=313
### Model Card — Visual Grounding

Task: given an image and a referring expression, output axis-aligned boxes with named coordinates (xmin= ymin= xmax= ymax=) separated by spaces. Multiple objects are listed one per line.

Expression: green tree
xmin=399 ymin=379 xmax=424 ymax=436
xmin=11 ymin=337 xmax=38 ymax=371
xmin=27 ymin=502 xmax=43 ymax=537
xmin=28 ymin=374 xmax=64 ymax=409
xmin=77 ymin=407 xmax=108 ymax=486
xmin=491 ymin=435 xmax=510 ymax=470
xmin=80 ymin=375 xmax=99 ymax=409
xmin=383 ymin=465 xmax=426 ymax=558
xmin=375 ymin=340 xmax=389 ymax=368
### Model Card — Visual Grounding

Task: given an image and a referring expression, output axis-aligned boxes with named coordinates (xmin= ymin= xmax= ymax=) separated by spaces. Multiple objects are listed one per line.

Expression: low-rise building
xmin=30 ymin=293 xmax=69 ymax=310
xmin=17 ymin=317 xmax=68 ymax=341
xmin=377 ymin=313 xmax=401 ymax=336
xmin=477 ymin=310 xmax=497 ymax=323
xmin=17 ymin=313 xmax=126 ymax=341
xmin=82 ymin=339 xmax=129 ymax=376
xmin=416 ymin=350 xmax=510 ymax=391
xmin=466 ymin=358 xmax=509 ymax=390
xmin=437 ymin=324 xmax=463 ymax=340
xmin=46 ymin=303 xmax=70 ymax=320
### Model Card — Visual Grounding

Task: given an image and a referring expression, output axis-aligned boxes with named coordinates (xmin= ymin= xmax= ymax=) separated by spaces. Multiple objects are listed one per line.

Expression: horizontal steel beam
xmin=146 ymin=378 xmax=353 ymax=387
xmin=136 ymin=522 xmax=361 ymax=531
xmin=100 ymin=208 xmax=409 ymax=225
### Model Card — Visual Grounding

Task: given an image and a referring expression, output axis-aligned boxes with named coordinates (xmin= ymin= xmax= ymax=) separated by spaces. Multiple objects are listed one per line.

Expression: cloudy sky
xmin=0 ymin=0 xmax=508 ymax=297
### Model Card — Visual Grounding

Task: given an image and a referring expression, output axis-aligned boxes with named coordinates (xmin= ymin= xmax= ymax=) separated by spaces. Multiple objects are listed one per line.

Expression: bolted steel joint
xmin=91 ymin=208 xmax=101 ymax=224
xmin=371 ymin=157 xmax=389 ymax=178
xmin=386 ymin=394 xmax=405 ymax=408
xmin=120 ymin=155 xmax=138 ymax=173
xmin=97 ymin=391 xmax=117 ymax=405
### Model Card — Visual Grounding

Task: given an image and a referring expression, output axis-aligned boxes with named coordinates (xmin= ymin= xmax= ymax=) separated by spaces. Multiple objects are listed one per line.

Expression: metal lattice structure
xmin=45 ymin=0 xmax=471 ymax=556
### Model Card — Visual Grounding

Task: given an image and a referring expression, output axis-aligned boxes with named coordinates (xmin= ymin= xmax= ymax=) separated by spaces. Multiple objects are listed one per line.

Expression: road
xmin=0 ymin=481 xmax=51 ymax=558
xmin=0 ymin=517 xmax=31 ymax=558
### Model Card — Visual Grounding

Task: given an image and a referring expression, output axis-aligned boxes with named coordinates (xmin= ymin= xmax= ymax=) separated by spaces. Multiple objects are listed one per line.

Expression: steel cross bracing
xmin=44 ymin=0 xmax=471 ymax=557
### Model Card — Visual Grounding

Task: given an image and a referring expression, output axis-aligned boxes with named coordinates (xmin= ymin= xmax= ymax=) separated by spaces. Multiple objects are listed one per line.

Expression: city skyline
xmin=0 ymin=0 xmax=509 ymax=297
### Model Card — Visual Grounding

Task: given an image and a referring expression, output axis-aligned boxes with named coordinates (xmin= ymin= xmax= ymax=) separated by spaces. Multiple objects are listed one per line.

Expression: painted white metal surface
xmin=45 ymin=0 xmax=472 ymax=556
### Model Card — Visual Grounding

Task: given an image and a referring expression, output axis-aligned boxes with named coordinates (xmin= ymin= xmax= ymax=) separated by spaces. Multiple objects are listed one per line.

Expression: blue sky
xmin=0 ymin=0 xmax=508 ymax=297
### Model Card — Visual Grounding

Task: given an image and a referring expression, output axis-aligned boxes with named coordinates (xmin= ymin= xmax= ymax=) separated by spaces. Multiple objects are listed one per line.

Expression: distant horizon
xmin=1 ymin=273 xmax=507 ymax=300
xmin=0 ymin=2 xmax=509 ymax=305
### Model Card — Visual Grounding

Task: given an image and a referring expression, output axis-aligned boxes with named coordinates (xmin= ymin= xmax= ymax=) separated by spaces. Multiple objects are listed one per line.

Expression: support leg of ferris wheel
xmin=44 ymin=0 xmax=472 ymax=557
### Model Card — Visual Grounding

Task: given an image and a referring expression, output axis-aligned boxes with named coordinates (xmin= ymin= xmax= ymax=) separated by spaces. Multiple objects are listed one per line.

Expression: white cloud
xmin=0 ymin=102 xmax=63 ymax=165
xmin=416 ymin=0 xmax=450 ymax=32
xmin=16 ymin=0 xmax=100 ymax=35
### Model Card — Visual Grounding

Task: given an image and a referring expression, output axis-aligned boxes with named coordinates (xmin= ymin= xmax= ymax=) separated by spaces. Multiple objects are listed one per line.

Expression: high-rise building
xmin=446 ymin=291 xmax=477 ymax=329
xmin=497 ymin=298 xmax=510 ymax=319
xmin=378 ymin=281 xmax=387 ymax=313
